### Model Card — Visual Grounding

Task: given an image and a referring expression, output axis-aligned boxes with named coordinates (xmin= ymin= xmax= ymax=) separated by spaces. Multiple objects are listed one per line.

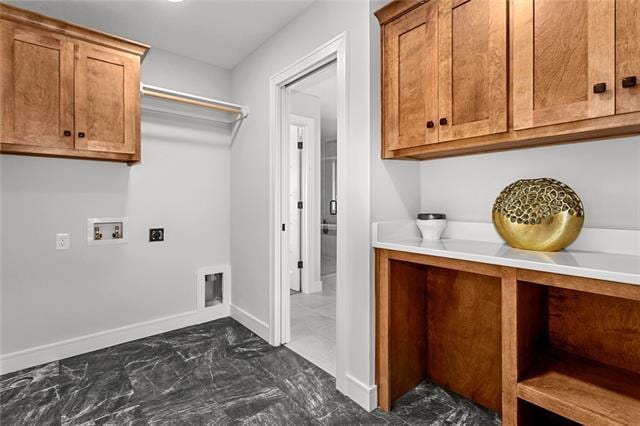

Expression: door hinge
xmin=282 ymin=223 xmax=286 ymax=231
xmin=297 ymin=261 xmax=303 ymax=269
xmin=297 ymin=201 xmax=303 ymax=209
xmin=297 ymin=141 xmax=303 ymax=149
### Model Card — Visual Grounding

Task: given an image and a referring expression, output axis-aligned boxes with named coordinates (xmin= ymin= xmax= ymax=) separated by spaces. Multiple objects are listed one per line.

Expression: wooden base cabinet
xmin=0 ymin=3 xmax=148 ymax=163
xmin=376 ymin=248 xmax=640 ymax=425
xmin=375 ymin=0 xmax=640 ymax=160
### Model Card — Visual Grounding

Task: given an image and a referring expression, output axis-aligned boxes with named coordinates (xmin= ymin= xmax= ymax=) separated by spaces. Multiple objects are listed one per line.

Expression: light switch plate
xmin=56 ymin=233 xmax=70 ymax=250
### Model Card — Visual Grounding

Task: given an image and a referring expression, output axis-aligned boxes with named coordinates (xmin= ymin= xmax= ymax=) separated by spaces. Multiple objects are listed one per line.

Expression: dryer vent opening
xmin=204 ymin=272 xmax=223 ymax=307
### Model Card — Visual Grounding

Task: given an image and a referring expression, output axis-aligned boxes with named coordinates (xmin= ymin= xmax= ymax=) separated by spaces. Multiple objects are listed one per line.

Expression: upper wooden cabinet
xmin=513 ymin=0 xmax=615 ymax=129
xmin=438 ymin=0 xmax=507 ymax=141
xmin=74 ymin=42 xmax=139 ymax=155
xmin=383 ymin=2 xmax=438 ymax=150
xmin=0 ymin=3 xmax=148 ymax=163
xmin=380 ymin=0 xmax=507 ymax=150
xmin=376 ymin=0 xmax=640 ymax=160
xmin=0 ymin=22 xmax=74 ymax=149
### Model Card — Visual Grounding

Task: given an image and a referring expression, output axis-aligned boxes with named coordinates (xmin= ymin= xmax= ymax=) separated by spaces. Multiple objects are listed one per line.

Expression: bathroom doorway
xmin=283 ymin=62 xmax=338 ymax=375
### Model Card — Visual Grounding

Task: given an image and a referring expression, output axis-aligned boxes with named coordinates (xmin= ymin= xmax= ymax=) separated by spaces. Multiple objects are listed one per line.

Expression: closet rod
xmin=140 ymin=83 xmax=246 ymax=115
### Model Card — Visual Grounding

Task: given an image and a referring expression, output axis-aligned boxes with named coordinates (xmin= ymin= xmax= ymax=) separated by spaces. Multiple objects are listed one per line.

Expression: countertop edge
xmin=373 ymin=241 xmax=640 ymax=286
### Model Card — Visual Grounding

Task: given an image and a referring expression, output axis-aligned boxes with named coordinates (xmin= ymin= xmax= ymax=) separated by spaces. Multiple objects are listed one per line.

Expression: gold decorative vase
xmin=492 ymin=178 xmax=584 ymax=252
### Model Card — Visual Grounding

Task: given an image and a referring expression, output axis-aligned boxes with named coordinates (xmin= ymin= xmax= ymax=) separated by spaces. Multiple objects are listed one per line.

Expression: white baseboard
xmin=229 ymin=304 xmax=270 ymax=342
xmin=345 ymin=374 xmax=378 ymax=411
xmin=0 ymin=304 xmax=229 ymax=375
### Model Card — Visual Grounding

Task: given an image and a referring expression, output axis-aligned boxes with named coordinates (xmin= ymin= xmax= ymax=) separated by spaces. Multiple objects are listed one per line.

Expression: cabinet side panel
xmin=388 ymin=259 xmax=429 ymax=403
xmin=426 ymin=267 xmax=502 ymax=413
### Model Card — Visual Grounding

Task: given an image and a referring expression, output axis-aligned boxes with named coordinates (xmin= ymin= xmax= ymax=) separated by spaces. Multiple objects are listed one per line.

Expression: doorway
xmin=269 ymin=33 xmax=348 ymax=390
xmin=284 ymin=63 xmax=338 ymax=375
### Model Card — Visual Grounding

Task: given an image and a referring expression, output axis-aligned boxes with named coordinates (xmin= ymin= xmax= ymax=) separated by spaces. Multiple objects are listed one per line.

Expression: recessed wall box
xmin=204 ymin=273 xmax=223 ymax=307
xmin=197 ymin=265 xmax=231 ymax=316
xmin=87 ymin=218 xmax=128 ymax=245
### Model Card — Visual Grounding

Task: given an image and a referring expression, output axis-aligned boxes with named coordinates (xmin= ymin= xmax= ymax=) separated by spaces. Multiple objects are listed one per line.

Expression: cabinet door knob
xmin=622 ymin=76 xmax=637 ymax=88
xmin=426 ymin=121 xmax=435 ymax=128
xmin=593 ymin=82 xmax=607 ymax=94
xmin=63 ymin=130 xmax=71 ymax=137
xmin=78 ymin=132 xmax=86 ymax=138
xmin=439 ymin=118 xmax=448 ymax=126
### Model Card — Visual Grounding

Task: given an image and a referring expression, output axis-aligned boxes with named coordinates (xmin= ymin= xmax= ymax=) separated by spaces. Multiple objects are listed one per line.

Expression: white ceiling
xmin=7 ymin=0 xmax=316 ymax=69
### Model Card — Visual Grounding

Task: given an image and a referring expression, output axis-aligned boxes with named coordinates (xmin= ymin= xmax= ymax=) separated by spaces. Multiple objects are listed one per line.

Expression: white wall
xmin=230 ymin=0 xmax=371 ymax=407
xmin=142 ymin=49 xmax=233 ymax=101
xmin=1 ymin=47 xmax=233 ymax=364
xmin=420 ymin=137 xmax=640 ymax=230
xmin=229 ymin=0 xmax=423 ymax=409
xmin=369 ymin=0 xmax=421 ymax=223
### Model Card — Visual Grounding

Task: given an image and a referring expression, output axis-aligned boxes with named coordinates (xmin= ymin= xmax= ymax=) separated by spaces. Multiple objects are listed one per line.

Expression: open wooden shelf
xmin=517 ymin=352 xmax=640 ymax=425
xmin=375 ymin=249 xmax=640 ymax=424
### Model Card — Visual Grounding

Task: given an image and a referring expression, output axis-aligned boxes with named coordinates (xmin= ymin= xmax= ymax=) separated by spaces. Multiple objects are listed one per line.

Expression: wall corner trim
xmin=346 ymin=374 xmax=378 ymax=411
xmin=229 ymin=304 xmax=271 ymax=343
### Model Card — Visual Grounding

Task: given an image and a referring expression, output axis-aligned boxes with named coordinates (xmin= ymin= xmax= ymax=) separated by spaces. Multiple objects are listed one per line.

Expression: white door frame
xmin=268 ymin=32 xmax=349 ymax=391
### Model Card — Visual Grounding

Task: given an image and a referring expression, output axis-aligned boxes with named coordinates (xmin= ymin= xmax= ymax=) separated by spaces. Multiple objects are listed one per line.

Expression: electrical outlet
xmin=149 ymin=228 xmax=164 ymax=242
xmin=56 ymin=233 xmax=70 ymax=250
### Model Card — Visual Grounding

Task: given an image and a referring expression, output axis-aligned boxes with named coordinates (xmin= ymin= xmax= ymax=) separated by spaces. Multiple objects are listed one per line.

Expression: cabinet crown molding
xmin=374 ymin=0 xmax=427 ymax=25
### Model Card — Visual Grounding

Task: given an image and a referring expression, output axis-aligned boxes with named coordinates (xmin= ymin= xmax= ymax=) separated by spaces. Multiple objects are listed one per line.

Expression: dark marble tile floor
xmin=0 ymin=317 xmax=500 ymax=425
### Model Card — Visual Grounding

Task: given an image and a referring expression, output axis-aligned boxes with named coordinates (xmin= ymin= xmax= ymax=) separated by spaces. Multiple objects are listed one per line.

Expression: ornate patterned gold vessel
xmin=492 ymin=178 xmax=584 ymax=252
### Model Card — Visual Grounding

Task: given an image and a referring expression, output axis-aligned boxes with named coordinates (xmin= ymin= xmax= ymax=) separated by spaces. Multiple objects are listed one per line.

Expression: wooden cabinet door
xmin=616 ymin=0 xmax=640 ymax=114
xmin=513 ymin=0 xmax=615 ymax=130
xmin=437 ymin=0 xmax=507 ymax=142
xmin=0 ymin=21 xmax=74 ymax=148
xmin=74 ymin=42 xmax=139 ymax=154
xmin=382 ymin=2 xmax=438 ymax=151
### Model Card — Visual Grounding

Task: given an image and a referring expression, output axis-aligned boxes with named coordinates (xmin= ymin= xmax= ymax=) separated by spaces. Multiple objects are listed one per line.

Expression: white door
xmin=288 ymin=125 xmax=303 ymax=292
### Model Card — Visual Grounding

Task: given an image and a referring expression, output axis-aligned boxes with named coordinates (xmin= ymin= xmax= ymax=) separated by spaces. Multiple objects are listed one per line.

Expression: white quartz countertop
xmin=372 ymin=221 xmax=640 ymax=286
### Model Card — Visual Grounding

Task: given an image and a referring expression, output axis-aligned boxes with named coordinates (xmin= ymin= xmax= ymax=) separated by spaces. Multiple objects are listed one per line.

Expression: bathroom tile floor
xmin=0 ymin=317 xmax=500 ymax=425
xmin=288 ymin=274 xmax=337 ymax=375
